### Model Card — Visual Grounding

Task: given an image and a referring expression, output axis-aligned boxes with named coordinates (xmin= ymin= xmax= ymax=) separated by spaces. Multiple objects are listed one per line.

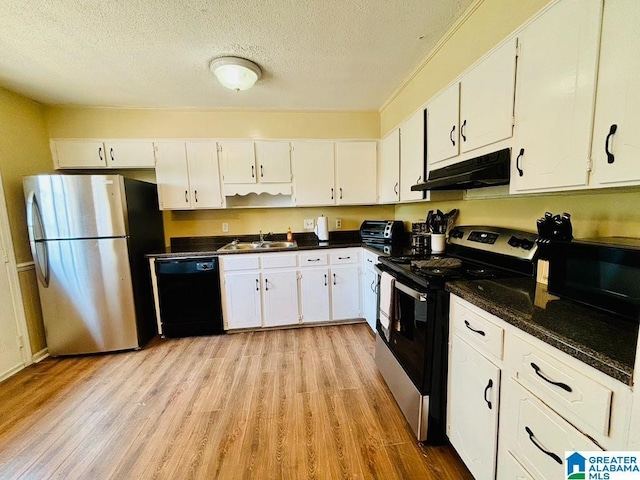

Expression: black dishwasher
xmin=155 ymin=257 xmax=224 ymax=337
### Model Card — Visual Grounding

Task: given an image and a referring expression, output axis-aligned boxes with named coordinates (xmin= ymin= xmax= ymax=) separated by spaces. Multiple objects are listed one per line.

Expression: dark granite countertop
xmin=146 ymin=230 xmax=387 ymax=259
xmin=446 ymin=278 xmax=638 ymax=386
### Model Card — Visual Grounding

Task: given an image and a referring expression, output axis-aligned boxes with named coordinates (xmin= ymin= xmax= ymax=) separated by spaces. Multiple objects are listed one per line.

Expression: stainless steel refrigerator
xmin=23 ymin=174 xmax=164 ymax=356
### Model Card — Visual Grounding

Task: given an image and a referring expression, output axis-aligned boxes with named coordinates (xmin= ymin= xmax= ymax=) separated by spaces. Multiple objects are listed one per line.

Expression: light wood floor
xmin=0 ymin=323 xmax=472 ymax=480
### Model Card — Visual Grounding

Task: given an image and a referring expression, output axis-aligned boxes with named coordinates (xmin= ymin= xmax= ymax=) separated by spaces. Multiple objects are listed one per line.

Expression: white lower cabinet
xmin=222 ymin=248 xmax=362 ymax=330
xmin=448 ymin=295 xmax=633 ymax=480
xmin=222 ymin=270 xmax=262 ymax=330
xmin=448 ymin=335 xmax=500 ymax=480
xmin=361 ymin=248 xmax=379 ymax=331
xmin=262 ymin=269 xmax=299 ymax=327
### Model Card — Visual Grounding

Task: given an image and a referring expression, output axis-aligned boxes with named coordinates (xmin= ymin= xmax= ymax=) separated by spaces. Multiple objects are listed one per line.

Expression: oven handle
xmin=374 ymin=266 xmax=426 ymax=301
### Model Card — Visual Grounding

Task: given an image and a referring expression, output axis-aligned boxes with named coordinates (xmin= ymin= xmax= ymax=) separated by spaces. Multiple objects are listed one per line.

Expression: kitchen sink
xmin=217 ymin=241 xmax=298 ymax=252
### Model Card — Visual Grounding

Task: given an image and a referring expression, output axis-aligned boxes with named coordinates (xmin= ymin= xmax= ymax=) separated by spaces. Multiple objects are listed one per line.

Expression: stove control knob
xmin=520 ymin=239 xmax=534 ymax=250
xmin=508 ymin=236 xmax=521 ymax=248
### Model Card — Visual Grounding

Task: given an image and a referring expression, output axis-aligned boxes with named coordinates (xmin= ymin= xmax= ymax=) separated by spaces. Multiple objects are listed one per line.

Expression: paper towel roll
xmin=315 ymin=216 xmax=329 ymax=241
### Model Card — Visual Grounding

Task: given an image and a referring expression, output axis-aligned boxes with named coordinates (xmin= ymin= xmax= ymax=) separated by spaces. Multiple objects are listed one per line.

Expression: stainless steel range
xmin=374 ymin=225 xmax=538 ymax=443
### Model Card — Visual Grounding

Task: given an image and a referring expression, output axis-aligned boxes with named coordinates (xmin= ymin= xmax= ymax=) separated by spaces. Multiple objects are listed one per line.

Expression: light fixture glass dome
xmin=209 ymin=57 xmax=262 ymax=91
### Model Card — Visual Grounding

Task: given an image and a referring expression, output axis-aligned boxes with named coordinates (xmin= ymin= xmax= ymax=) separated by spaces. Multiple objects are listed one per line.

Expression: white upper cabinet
xmin=218 ymin=141 xmax=257 ymax=184
xmin=510 ymin=0 xmax=602 ymax=193
xmin=590 ymin=0 xmax=640 ymax=187
xmin=399 ymin=109 xmax=426 ymax=202
xmin=154 ymin=141 xmax=224 ymax=210
xmin=427 ymin=84 xmax=460 ymax=168
xmin=335 ymin=141 xmax=377 ymax=205
xmin=292 ymin=141 xmax=336 ymax=206
xmin=185 ymin=142 xmax=224 ymax=209
xmin=51 ymin=139 xmax=155 ymax=169
xmin=254 ymin=141 xmax=292 ymax=183
xmin=459 ymin=38 xmax=517 ymax=154
xmin=377 ymin=129 xmax=400 ymax=204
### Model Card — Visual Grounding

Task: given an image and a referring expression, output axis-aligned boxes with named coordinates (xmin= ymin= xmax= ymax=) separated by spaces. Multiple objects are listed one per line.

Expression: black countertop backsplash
xmin=446 ymin=277 xmax=638 ymax=385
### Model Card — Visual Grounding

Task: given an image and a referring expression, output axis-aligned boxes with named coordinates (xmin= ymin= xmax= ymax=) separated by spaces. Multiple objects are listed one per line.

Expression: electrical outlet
xmin=303 ymin=219 xmax=314 ymax=229
xmin=222 ymin=222 xmax=229 ymax=233
xmin=335 ymin=218 xmax=342 ymax=229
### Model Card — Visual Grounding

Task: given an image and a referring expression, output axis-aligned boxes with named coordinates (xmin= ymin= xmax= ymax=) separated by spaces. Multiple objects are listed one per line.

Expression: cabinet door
xmin=51 ymin=140 xmax=107 ymax=168
xmin=330 ymin=265 xmax=361 ymax=320
xmin=292 ymin=142 xmax=336 ymax=206
xmin=377 ymin=130 xmax=400 ymax=204
xmin=222 ymin=271 xmax=262 ymax=329
xmin=427 ymin=83 xmax=460 ymax=168
xmin=590 ymin=0 xmax=640 ymax=187
xmin=262 ymin=270 xmax=299 ymax=327
xmin=336 ymin=141 xmax=377 ymax=205
xmin=219 ymin=141 xmax=256 ymax=184
xmin=362 ymin=266 xmax=378 ymax=331
xmin=299 ymin=268 xmax=331 ymax=323
xmin=447 ymin=334 xmax=500 ymax=480
xmin=460 ymin=38 xmax=516 ymax=154
xmin=186 ymin=142 xmax=224 ymax=209
xmin=255 ymin=141 xmax=292 ymax=183
xmin=104 ymin=141 xmax=156 ymax=168
xmin=154 ymin=141 xmax=191 ymax=210
xmin=510 ymin=0 xmax=602 ymax=193
xmin=399 ymin=110 xmax=426 ymax=202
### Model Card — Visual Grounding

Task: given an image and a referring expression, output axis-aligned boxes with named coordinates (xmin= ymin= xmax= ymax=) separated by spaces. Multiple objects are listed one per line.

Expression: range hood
xmin=411 ymin=148 xmax=511 ymax=191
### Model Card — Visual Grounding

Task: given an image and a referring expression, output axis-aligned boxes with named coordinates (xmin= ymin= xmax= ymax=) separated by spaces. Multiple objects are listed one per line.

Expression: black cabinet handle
xmin=338 ymin=256 xmax=351 ymax=260
xmin=324 ymin=274 xmax=327 ymax=286
xmin=307 ymin=258 xmax=321 ymax=262
xmin=184 ymin=190 xmax=188 ymax=203
xmin=416 ymin=175 xmax=422 ymax=183
xmin=333 ymin=273 xmax=336 ymax=285
xmin=516 ymin=148 xmax=525 ymax=177
xmin=251 ymin=165 xmax=255 ymax=178
xmin=265 ymin=278 xmax=269 ymax=291
xmin=606 ymin=124 xmax=617 ymax=164
xmin=260 ymin=165 xmax=264 ymax=177
xmin=394 ymin=182 xmax=398 ymax=195
xmin=483 ymin=378 xmax=493 ymax=410
xmin=194 ymin=190 xmax=198 ymax=203
xmin=255 ymin=279 xmax=259 ymax=291
xmin=464 ymin=320 xmax=485 ymax=336
xmin=339 ymin=188 xmax=343 ymax=199
xmin=449 ymin=125 xmax=456 ymax=146
xmin=461 ymin=119 xmax=467 ymax=142
xmin=530 ymin=362 xmax=572 ymax=392
xmin=98 ymin=147 xmax=103 ymax=162
xmin=525 ymin=426 xmax=562 ymax=465
xmin=331 ymin=188 xmax=334 ymax=200
xmin=109 ymin=147 xmax=114 ymax=162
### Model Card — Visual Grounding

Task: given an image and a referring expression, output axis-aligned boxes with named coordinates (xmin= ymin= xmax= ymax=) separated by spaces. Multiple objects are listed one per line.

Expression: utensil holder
xmin=431 ymin=234 xmax=446 ymax=254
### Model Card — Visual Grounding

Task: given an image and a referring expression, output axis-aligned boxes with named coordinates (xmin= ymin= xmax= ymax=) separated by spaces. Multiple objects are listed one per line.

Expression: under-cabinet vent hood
xmin=411 ymin=148 xmax=511 ymax=191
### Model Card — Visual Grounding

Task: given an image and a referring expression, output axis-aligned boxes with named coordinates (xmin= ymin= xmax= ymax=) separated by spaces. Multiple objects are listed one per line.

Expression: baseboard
xmin=31 ymin=349 xmax=49 ymax=363
xmin=0 ymin=363 xmax=26 ymax=383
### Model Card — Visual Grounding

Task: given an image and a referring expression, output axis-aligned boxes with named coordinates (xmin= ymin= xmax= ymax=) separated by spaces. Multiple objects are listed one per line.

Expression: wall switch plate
xmin=222 ymin=222 xmax=229 ymax=233
xmin=335 ymin=218 xmax=342 ymax=229
xmin=303 ymin=219 xmax=314 ymax=229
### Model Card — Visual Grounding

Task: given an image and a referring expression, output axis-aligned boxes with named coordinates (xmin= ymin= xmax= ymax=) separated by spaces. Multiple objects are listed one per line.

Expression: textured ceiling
xmin=0 ymin=0 xmax=473 ymax=110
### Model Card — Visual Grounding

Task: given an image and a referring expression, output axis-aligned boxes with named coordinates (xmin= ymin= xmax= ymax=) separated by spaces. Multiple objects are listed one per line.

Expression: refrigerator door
xmin=36 ymin=237 xmax=139 ymax=355
xmin=23 ymin=174 xmax=128 ymax=240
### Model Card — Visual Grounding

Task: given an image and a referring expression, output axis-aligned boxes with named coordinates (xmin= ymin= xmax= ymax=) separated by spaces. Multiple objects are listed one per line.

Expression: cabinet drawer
xmin=500 ymin=452 xmax=534 ymax=480
xmin=508 ymin=335 xmax=613 ymax=437
xmin=299 ymin=251 xmax=328 ymax=266
xmin=221 ymin=254 xmax=260 ymax=271
xmin=451 ymin=298 xmax=504 ymax=361
xmin=329 ymin=249 xmax=359 ymax=264
xmin=505 ymin=379 xmax=601 ymax=480
xmin=261 ymin=253 xmax=298 ymax=269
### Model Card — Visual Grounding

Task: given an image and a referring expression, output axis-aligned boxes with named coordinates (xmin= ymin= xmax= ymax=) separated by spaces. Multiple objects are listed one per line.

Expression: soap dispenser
xmin=286 ymin=227 xmax=293 ymax=242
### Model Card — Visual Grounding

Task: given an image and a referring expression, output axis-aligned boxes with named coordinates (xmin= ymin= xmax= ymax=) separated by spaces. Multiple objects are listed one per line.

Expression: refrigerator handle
xmin=26 ymin=192 xmax=50 ymax=287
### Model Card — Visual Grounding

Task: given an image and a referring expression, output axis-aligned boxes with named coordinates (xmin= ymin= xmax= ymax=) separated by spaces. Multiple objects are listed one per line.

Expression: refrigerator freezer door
xmin=23 ymin=175 xmax=128 ymax=240
xmin=36 ymin=237 xmax=139 ymax=355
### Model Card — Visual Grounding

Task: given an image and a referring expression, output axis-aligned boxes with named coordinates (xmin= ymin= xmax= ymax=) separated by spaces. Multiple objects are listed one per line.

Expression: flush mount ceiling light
xmin=209 ymin=57 xmax=262 ymax=91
